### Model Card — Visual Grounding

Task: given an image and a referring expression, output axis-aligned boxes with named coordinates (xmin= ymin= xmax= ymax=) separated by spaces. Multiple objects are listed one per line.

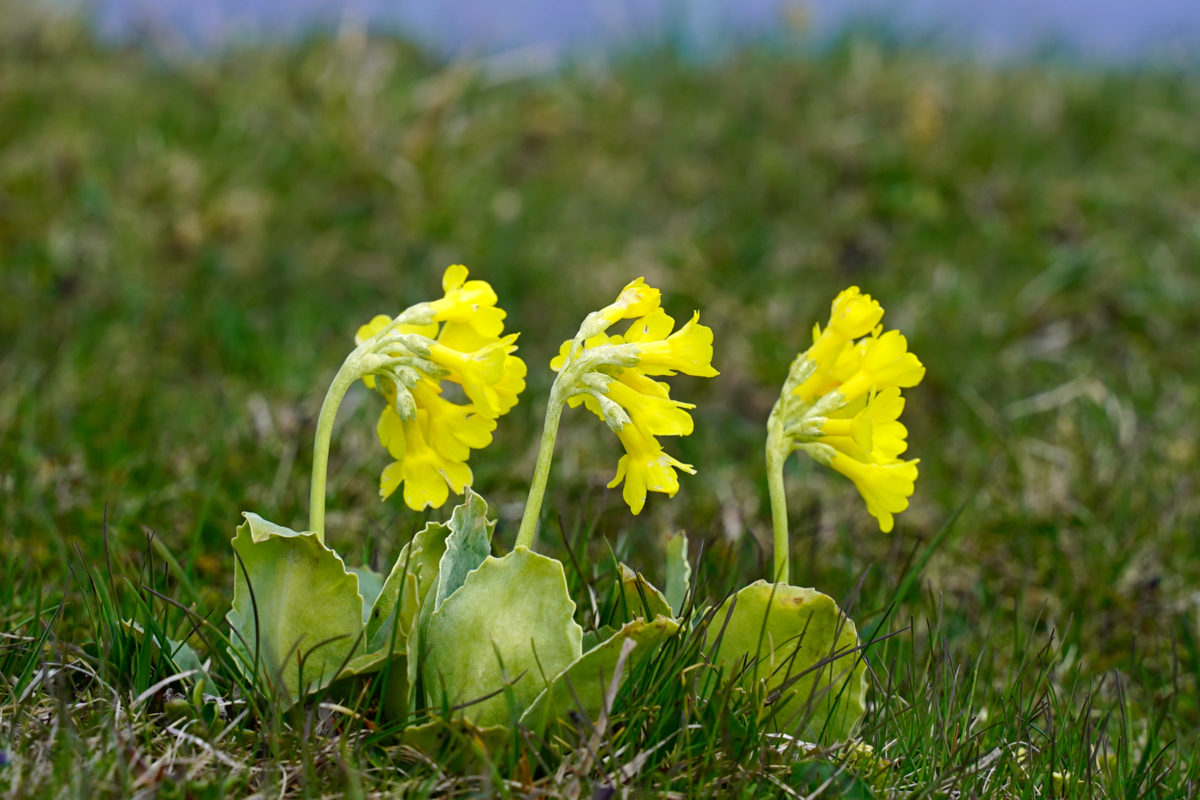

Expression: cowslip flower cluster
xmin=768 ymin=287 xmax=924 ymax=533
xmin=354 ymin=265 xmax=525 ymax=510
xmin=548 ymin=279 xmax=718 ymax=514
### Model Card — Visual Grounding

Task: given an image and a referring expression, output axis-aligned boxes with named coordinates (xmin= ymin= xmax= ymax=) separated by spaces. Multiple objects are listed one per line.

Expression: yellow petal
xmin=442 ymin=264 xmax=469 ymax=293
xmin=827 ymin=286 xmax=884 ymax=340
xmin=411 ymin=380 xmax=496 ymax=462
xmin=616 ymin=369 xmax=671 ymax=400
xmin=594 ymin=277 xmax=662 ymax=329
xmin=829 ymin=453 xmax=919 ymax=533
xmin=356 ymin=314 xmax=393 ymax=345
xmin=605 ymin=378 xmax=695 ymax=437
xmin=629 ymin=312 xmax=719 ymax=378
xmin=607 ymin=424 xmax=695 ymax=515
xmin=860 ymin=386 xmax=908 ymax=461
xmin=402 ymin=460 xmax=451 ymax=511
xmin=624 ymin=307 xmax=675 ymax=343
xmin=376 ymin=406 xmax=408 ymax=460
xmin=837 ymin=330 xmax=925 ymax=403
xmin=430 ymin=265 xmax=505 ymax=339
xmin=378 ymin=412 xmax=474 ymax=510
xmin=380 ymin=460 xmax=405 ymax=501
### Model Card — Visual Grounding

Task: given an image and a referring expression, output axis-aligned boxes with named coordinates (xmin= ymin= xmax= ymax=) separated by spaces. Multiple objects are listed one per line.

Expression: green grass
xmin=3 ymin=1 xmax=1200 ymax=795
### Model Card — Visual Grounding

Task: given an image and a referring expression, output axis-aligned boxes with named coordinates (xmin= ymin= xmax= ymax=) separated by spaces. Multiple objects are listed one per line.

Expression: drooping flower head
xmin=772 ymin=287 xmax=924 ymax=532
xmin=353 ymin=265 xmax=525 ymax=510
xmin=549 ymin=279 xmax=717 ymax=514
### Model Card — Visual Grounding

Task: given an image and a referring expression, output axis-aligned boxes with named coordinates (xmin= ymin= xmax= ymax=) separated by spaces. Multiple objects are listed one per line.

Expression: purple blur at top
xmin=79 ymin=0 xmax=1200 ymax=63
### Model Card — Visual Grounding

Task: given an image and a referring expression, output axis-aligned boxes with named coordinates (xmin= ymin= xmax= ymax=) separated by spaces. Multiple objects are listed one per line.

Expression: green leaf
xmin=227 ymin=512 xmax=365 ymax=706
xmin=408 ymin=519 xmax=454 ymax=602
xmin=665 ymin=531 xmax=691 ymax=616
xmin=520 ymin=616 xmax=679 ymax=734
xmin=706 ymin=580 xmax=868 ymax=742
xmin=400 ymin=718 xmax=509 ymax=763
xmin=580 ymin=625 xmax=617 ymax=653
xmin=365 ymin=518 xmax=452 ymax=656
xmin=348 ymin=566 xmax=385 ymax=625
xmin=365 ymin=562 xmax=420 ymax=655
xmin=381 ymin=517 xmax=455 ymax=714
xmin=423 ymin=547 xmax=583 ymax=728
xmin=337 ymin=649 xmax=391 ymax=679
xmin=609 ymin=564 xmax=673 ymax=625
xmin=434 ymin=488 xmax=495 ymax=611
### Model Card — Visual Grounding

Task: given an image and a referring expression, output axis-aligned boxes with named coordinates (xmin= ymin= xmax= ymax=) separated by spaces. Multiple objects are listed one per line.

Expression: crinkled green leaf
xmin=365 ymin=562 xmax=420 ymax=655
xmin=227 ymin=512 xmax=365 ymax=706
xmin=400 ymin=717 xmax=509 ymax=763
xmin=423 ymin=547 xmax=583 ymax=728
xmin=366 ymin=518 xmax=452 ymax=658
xmin=609 ymin=563 xmax=673 ymax=625
xmin=434 ymin=489 xmax=495 ymax=611
xmin=581 ymin=625 xmax=618 ymax=653
xmin=665 ymin=531 xmax=691 ymax=616
xmin=337 ymin=649 xmax=391 ymax=679
xmin=349 ymin=566 xmax=385 ymax=625
xmin=408 ymin=519 xmax=453 ymax=601
xmin=520 ymin=616 xmax=679 ymax=734
xmin=395 ymin=518 xmax=456 ymax=713
xmin=706 ymin=580 xmax=868 ymax=742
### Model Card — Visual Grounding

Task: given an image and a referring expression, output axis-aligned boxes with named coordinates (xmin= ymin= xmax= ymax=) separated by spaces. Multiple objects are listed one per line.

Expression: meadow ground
xmin=2 ymin=4 xmax=1199 ymax=796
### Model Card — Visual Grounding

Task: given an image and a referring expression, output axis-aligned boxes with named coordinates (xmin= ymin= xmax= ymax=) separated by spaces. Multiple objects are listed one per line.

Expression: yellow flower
xmin=549 ymin=280 xmax=718 ymax=515
xmin=624 ymin=309 xmax=719 ymax=377
xmin=604 ymin=376 xmax=695 ymax=437
xmin=428 ymin=335 xmax=525 ymax=420
xmin=354 ymin=264 xmax=524 ymax=510
xmin=805 ymin=286 xmax=884 ymax=366
xmin=567 ymin=373 xmax=696 ymax=440
xmin=374 ymin=382 xmax=495 ymax=510
xmin=817 ymin=387 xmax=909 ymax=464
xmin=608 ymin=422 xmax=696 ymax=515
xmin=592 ymin=277 xmax=662 ymax=330
xmin=410 ymin=380 xmax=497 ymax=462
xmin=774 ymin=287 xmax=923 ymax=532
xmin=428 ymin=264 xmax=507 ymax=339
xmin=835 ymin=330 xmax=925 ymax=404
xmin=826 ymin=452 xmax=919 ymax=533
xmin=378 ymin=410 xmax=473 ymax=510
xmin=827 ymin=286 xmax=884 ymax=339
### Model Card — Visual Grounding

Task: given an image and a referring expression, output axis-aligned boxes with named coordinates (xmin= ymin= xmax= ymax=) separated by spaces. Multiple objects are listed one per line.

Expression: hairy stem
xmin=514 ymin=381 xmax=568 ymax=551
xmin=765 ymin=402 xmax=791 ymax=584
xmin=308 ymin=350 xmax=366 ymax=542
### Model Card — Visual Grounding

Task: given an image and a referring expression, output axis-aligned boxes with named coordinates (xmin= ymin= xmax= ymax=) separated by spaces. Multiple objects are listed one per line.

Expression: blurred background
xmin=84 ymin=0 xmax=1200 ymax=63
xmin=1 ymin=0 xmax=1198 ymax=686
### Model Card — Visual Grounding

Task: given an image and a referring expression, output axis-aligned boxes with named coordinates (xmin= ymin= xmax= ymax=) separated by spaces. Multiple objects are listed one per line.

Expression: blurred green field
xmin=2 ymin=2 xmax=1199 ymax=796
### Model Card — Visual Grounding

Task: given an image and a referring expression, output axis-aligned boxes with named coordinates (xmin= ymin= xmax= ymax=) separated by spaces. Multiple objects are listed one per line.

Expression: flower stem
xmin=308 ymin=350 xmax=365 ymax=542
xmin=514 ymin=380 xmax=568 ymax=551
xmin=765 ymin=402 xmax=791 ymax=584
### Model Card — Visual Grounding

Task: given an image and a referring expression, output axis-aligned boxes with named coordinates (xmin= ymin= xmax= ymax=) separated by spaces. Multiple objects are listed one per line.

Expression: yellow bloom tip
xmin=828 ymin=286 xmax=884 ymax=341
